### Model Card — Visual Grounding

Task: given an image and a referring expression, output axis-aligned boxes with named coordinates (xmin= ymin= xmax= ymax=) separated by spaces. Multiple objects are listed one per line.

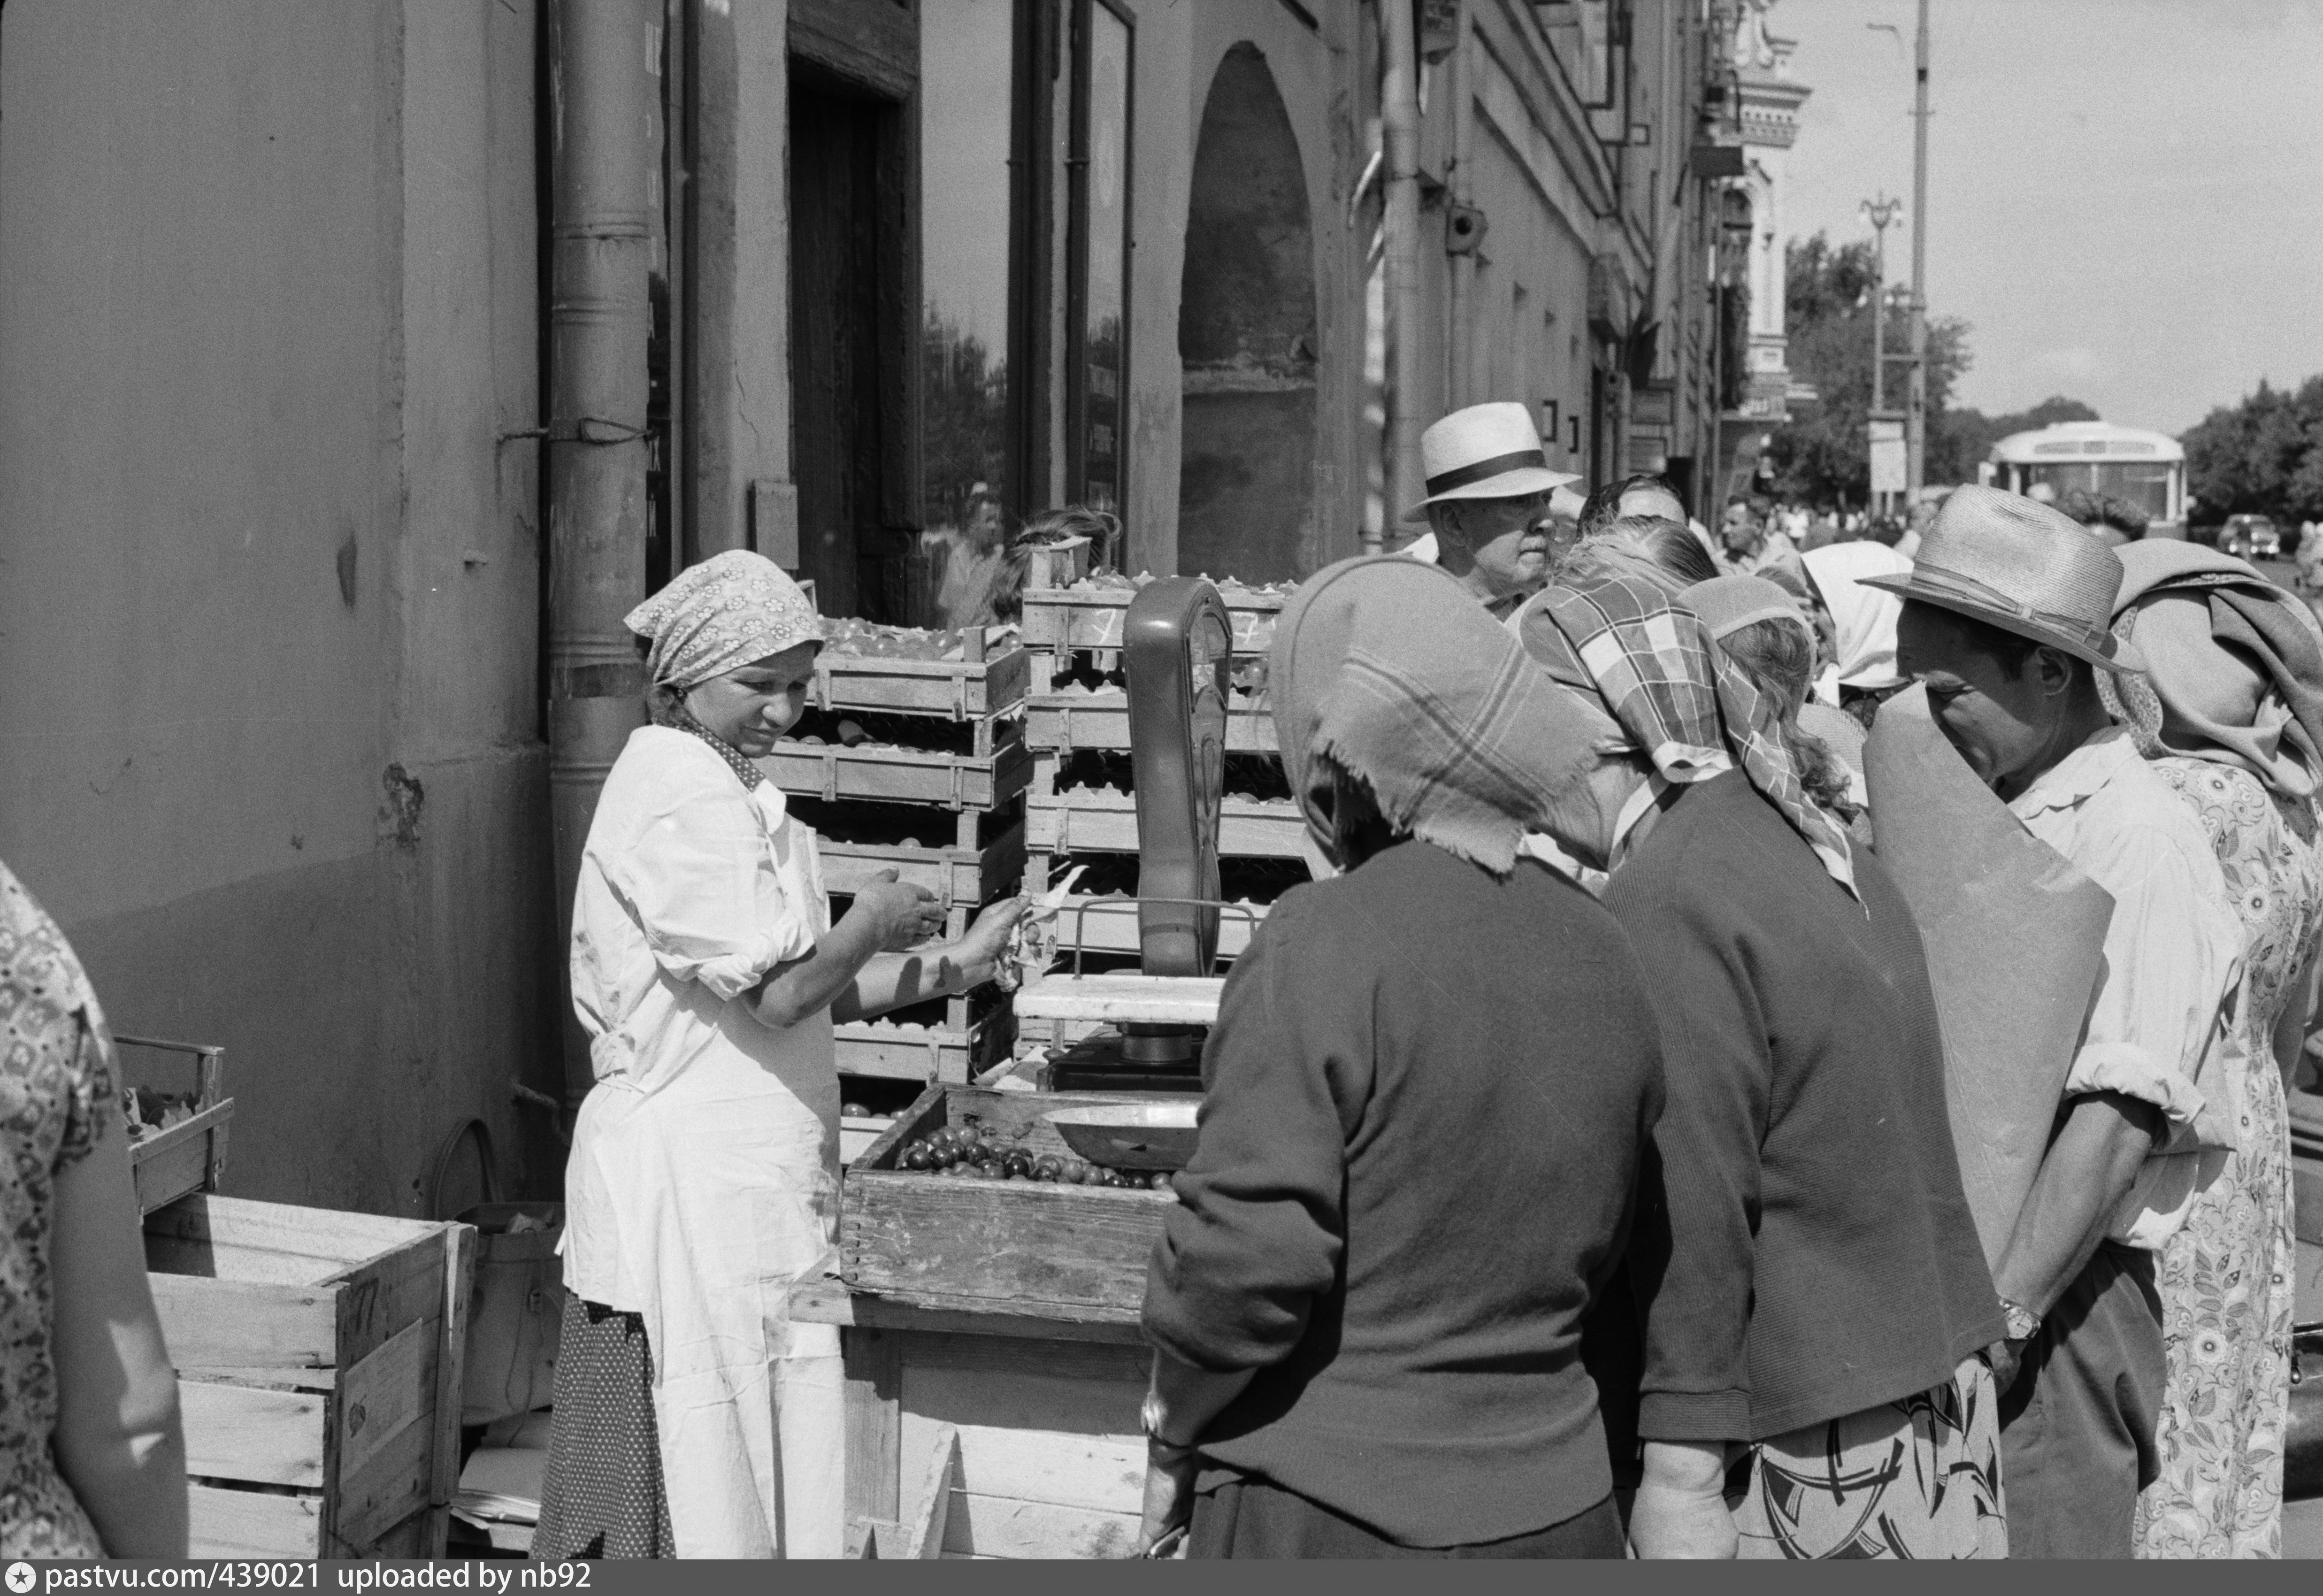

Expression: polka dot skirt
xmin=532 ymin=1296 xmax=676 ymax=1560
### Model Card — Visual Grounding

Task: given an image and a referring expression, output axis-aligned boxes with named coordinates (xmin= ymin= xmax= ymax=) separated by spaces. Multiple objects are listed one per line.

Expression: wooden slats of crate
xmin=819 ymin=822 xmax=1025 ymax=915
xmin=1020 ymin=585 xmax=1285 ymax=655
xmin=759 ymin=736 xmax=1032 ymax=811
xmin=813 ymin=645 xmax=1031 ymax=721
xmin=145 ymin=1196 xmax=471 ymax=1559
xmin=1024 ymin=691 xmax=1275 ymax=755
xmin=1027 ymin=787 xmax=1309 ymax=860
xmin=836 ymin=1007 xmax=1012 ymax=1085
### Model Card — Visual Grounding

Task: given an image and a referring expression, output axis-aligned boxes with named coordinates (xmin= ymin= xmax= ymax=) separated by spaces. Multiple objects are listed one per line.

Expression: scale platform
xmin=1012 ymin=973 xmax=1224 ymax=1093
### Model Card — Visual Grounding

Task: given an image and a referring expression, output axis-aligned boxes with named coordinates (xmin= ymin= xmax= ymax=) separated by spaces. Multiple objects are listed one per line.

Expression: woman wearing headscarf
xmin=2102 ymin=544 xmax=2323 ymax=1558
xmin=1510 ymin=574 xmax=2005 ymax=1560
xmin=1137 ymin=556 xmax=1667 ymax=1558
xmin=1685 ymin=573 xmax=1869 ymax=831
xmin=1800 ymin=542 xmax=1914 ymax=725
xmin=537 ymin=552 xmax=1024 ymax=1559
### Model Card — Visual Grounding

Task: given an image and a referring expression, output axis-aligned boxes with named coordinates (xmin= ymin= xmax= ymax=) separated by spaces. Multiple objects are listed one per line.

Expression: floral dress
xmin=0 ymin=860 xmax=114 ymax=1558
xmin=2134 ymin=760 xmax=2323 ymax=1558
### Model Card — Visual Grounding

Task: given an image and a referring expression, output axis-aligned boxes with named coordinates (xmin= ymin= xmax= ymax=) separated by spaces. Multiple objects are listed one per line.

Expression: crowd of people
xmin=3 ymin=395 xmax=2315 ymax=1561
xmin=1137 ymin=400 xmax=2323 ymax=1560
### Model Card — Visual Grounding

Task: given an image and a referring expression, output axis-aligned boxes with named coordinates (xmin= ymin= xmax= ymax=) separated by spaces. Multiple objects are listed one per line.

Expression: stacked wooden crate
xmin=1015 ymin=573 xmax=1307 ymax=1047
xmin=761 ymin=628 xmax=1033 ymax=1128
xmin=146 ymin=1195 xmax=472 ymax=1558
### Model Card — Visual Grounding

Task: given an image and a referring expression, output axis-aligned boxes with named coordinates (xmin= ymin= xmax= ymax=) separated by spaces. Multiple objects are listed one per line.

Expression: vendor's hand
xmin=1629 ymin=1441 xmax=1737 ymax=1560
xmin=1138 ymin=1439 xmax=1199 ymax=1558
xmin=959 ymin=896 xmax=1029 ymax=970
xmin=851 ymin=871 xmax=945 ymax=951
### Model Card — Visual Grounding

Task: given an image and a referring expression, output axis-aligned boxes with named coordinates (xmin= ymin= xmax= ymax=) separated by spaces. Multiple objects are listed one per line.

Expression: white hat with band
xmin=1401 ymin=401 xmax=1581 ymax=523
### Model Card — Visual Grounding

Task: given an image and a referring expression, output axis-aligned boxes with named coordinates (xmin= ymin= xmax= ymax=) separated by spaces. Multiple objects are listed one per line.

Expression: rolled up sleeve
xmin=2062 ymin=826 xmax=2240 ymax=1151
xmin=603 ymin=778 xmax=819 ymax=1002
xmin=1142 ymin=897 xmax=1365 ymax=1373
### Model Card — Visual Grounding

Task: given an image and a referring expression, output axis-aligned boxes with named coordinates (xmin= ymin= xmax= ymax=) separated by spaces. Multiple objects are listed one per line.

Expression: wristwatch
xmin=1140 ymin=1391 xmax=1198 ymax=1457
xmin=1998 ymin=1297 xmax=2040 ymax=1343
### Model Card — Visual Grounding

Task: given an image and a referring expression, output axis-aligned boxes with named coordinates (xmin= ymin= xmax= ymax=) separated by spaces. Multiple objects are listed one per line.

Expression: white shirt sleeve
xmin=601 ymin=768 xmax=821 ymax=1003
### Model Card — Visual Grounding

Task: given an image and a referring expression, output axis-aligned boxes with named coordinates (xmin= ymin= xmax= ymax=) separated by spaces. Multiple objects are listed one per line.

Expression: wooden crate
xmin=1027 ymin=785 xmax=1311 ymax=860
xmin=836 ymin=1005 xmax=1012 ymax=1085
xmin=759 ymin=736 xmax=1032 ymax=811
xmin=1021 ymin=535 xmax=1093 ymax=592
xmin=145 ymin=1196 xmax=473 ymax=1558
xmin=840 ymin=1086 xmax=1175 ymax=1317
xmin=117 ymin=1035 xmax=233 ymax=1216
xmin=814 ymin=644 xmax=1031 ymax=721
xmin=819 ymin=821 xmax=1025 ymax=914
xmin=1024 ymin=690 xmax=1276 ymax=755
xmin=1020 ymin=583 xmax=1285 ymax=655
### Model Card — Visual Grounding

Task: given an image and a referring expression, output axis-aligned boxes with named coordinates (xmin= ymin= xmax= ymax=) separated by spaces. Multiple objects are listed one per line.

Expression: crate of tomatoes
xmin=839 ymin=1084 xmax=1191 ymax=1320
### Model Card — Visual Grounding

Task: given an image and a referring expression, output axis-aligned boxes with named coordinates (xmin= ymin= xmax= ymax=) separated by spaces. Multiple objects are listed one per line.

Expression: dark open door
xmin=788 ymin=0 xmax=918 ymax=622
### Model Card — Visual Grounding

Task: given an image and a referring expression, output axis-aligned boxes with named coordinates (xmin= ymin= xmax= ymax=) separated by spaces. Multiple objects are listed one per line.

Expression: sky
xmin=1777 ymin=0 xmax=2323 ymax=436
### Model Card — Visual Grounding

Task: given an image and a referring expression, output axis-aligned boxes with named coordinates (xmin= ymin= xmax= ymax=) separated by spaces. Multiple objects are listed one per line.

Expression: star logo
xmin=7 ymin=1562 xmax=36 ymax=1593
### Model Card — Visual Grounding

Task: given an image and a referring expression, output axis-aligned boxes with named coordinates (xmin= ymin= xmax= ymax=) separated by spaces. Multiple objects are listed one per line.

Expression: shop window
xmin=919 ymin=0 xmax=1017 ymax=537
xmin=1067 ymin=0 xmax=1134 ymax=518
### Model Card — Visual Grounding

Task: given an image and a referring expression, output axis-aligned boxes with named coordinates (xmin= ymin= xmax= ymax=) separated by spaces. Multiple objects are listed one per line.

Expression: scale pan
xmin=1043 ymin=1103 xmax=1201 ymax=1171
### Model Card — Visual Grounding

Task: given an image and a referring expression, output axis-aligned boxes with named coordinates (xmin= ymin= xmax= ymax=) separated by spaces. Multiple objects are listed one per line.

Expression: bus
xmin=1979 ymin=421 xmax=2187 ymax=540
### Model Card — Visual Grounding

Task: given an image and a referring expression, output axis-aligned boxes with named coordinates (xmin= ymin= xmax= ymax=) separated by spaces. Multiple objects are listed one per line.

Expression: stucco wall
xmin=0 ymin=0 xmax=560 ymax=1215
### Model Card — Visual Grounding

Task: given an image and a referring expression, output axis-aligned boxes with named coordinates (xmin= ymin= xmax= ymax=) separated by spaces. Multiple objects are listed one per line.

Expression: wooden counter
xmin=792 ymin=1278 xmax=1150 ymax=1560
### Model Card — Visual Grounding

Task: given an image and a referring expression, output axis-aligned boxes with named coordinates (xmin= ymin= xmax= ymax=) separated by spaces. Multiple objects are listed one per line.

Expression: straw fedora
xmin=1401 ymin=401 xmax=1580 ymax=523
xmin=1857 ymin=483 xmax=2146 ymax=674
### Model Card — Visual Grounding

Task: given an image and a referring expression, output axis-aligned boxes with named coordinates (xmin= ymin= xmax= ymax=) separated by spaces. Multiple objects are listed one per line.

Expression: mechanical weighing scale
xmin=1013 ymin=575 xmax=1254 ymax=1092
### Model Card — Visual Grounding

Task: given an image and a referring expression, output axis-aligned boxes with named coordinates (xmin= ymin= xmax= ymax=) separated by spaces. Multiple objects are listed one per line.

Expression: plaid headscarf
xmin=624 ymin=550 xmax=822 ymax=691
xmin=1272 ymin=556 xmax=1604 ymax=875
xmin=1512 ymin=574 xmax=1861 ymax=900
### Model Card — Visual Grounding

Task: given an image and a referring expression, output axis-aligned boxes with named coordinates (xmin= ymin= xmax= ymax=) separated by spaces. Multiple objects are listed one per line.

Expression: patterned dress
xmin=2134 ymin=760 xmax=2323 ymax=1558
xmin=0 ymin=861 xmax=114 ymax=1558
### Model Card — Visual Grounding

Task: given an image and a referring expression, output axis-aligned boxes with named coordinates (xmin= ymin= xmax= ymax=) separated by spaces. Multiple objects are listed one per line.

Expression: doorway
xmin=1175 ymin=43 xmax=1317 ymax=584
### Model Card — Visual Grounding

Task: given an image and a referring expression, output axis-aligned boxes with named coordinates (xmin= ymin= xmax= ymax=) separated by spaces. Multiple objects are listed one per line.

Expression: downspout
xmin=1377 ymin=0 xmax=1426 ymax=551
xmin=1445 ymin=18 xmax=1473 ymax=410
xmin=547 ymin=0 xmax=654 ymax=1106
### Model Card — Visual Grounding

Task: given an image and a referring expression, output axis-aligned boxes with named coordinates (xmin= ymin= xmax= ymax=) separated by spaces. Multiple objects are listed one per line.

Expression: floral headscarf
xmin=623 ymin=550 xmax=822 ymax=691
xmin=1511 ymin=574 xmax=1861 ymax=901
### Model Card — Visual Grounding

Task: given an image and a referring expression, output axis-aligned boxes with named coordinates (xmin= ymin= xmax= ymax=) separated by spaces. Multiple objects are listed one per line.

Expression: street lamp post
xmin=1861 ymin=193 xmax=1901 ymax=514
xmin=1907 ymin=0 xmax=1931 ymax=496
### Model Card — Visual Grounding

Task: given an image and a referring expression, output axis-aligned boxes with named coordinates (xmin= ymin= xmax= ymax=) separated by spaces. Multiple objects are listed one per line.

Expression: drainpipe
xmin=1376 ymin=0 xmax=1426 ymax=552
xmin=547 ymin=0 xmax=654 ymax=1105
xmin=1445 ymin=19 xmax=1474 ymax=410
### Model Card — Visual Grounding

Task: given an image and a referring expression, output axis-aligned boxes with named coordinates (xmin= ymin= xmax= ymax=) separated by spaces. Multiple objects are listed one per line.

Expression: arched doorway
xmin=1176 ymin=43 xmax=1315 ymax=584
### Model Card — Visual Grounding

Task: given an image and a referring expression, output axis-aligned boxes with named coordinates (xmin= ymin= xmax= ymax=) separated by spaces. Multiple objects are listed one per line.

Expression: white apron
xmin=564 ymin=727 xmax=849 ymax=1557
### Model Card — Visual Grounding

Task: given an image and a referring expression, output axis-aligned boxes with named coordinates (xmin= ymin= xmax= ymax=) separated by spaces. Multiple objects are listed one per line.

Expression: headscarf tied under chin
xmin=1271 ymin=556 xmax=1605 ymax=875
xmin=2102 ymin=541 xmax=2323 ymax=800
xmin=1801 ymin=542 xmax=1913 ymax=692
xmin=1510 ymin=574 xmax=1861 ymax=902
xmin=623 ymin=549 xmax=823 ymax=691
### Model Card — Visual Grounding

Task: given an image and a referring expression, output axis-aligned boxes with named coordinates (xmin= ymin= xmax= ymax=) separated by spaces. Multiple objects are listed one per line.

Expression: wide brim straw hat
xmin=1401 ymin=401 xmax=1581 ymax=523
xmin=1855 ymin=483 xmax=2146 ymax=674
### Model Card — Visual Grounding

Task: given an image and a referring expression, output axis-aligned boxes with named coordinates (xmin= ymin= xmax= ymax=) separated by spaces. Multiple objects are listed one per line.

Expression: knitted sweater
xmin=1142 ymin=840 xmax=1666 ymax=1546
xmin=1601 ymin=771 xmax=2003 ymax=1441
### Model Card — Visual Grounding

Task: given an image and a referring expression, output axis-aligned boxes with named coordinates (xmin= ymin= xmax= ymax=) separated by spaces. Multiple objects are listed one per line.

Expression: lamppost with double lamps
xmin=1861 ymin=193 xmax=1903 ymax=514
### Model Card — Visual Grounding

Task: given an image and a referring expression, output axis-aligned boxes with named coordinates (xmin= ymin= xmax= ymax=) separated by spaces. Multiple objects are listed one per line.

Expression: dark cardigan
xmin=1601 ymin=771 xmax=2003 ymax=1442
xmin=1142 ymin=840 xmax=1666 ymax=1547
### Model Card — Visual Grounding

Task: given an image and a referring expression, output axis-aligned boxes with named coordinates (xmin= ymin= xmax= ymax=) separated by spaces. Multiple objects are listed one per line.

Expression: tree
xmin=1763 ymin=233 xmax=1971 ymax=506
xmin=2182 ymin=375 xmax=2323 ymax=527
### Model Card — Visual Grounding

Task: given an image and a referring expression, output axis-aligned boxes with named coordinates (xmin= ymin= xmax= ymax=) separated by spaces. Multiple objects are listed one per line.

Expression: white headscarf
xmin=1802 ymin=543 xmax=1913 ymax=699
xmin=623 ymin=551 xmax=822 ymax=690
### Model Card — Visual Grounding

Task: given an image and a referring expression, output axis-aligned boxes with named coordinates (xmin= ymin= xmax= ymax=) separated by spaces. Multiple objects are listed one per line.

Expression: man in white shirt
xmin=1880 ymin=486 xmax=2241 ymax=1559
xmin=1397 ymin=402 xmax=1579 ymax=619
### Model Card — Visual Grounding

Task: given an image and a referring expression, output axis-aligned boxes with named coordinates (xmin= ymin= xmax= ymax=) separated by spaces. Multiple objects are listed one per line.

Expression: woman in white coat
xmin=536 ymin=552 xmax=1023 ymax=1558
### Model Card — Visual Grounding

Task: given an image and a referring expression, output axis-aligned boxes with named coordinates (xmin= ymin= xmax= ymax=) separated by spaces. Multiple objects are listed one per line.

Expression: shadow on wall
xmin=1176 ymin=42 xmax=1317 ymax=586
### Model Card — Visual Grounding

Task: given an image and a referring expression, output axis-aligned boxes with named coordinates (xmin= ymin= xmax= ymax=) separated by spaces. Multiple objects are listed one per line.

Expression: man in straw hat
xmin=1399 ymin=401 xmax=1580 ymax=618
xmin=1880 ymin=484 xmax=2243 ymax=1559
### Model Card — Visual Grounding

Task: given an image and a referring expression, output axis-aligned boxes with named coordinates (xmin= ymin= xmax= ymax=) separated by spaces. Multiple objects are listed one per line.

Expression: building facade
xmin=0 ymin=0 xmax=1772 ymax=1213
